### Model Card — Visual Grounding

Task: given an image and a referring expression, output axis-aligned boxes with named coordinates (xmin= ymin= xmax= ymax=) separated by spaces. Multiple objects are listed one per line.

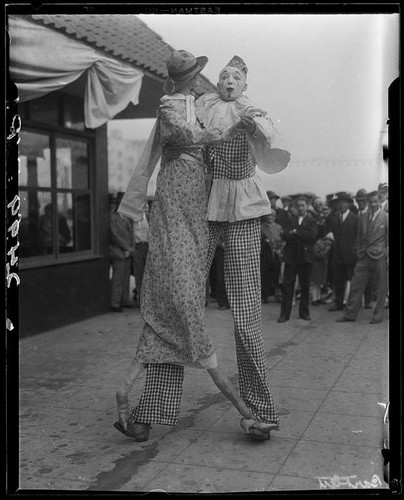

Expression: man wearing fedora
xmin=277 ymin=194 xmax=318 ymax=322
xmin=337 ymin=191 xmax=388 ymax=324
xmin=355 ymin=188 xmax=373 ymax=308
xmin=378 ymin=183 xmax=389 ymax=213
xmin=327 ymin=192 xmax=359 ymax=312
xmin=267 ymin=190 xmax=289 ymax=228
xmin=109 ymin=192 xmax=135 ymax=312
xmin=356 ymin=188 xmax=369 ymax=216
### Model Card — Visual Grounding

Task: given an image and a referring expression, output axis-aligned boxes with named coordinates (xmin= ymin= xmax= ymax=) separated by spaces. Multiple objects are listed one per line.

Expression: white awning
xmin=8 ymin=16 xmax=144 ymax=128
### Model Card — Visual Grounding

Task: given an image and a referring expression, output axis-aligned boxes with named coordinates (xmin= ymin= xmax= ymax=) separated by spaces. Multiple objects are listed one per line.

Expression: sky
xmin=110 ymin=13 xmax=399 ymax=199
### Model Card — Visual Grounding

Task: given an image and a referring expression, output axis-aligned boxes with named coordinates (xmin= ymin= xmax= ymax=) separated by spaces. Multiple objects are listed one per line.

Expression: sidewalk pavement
xmin=15 ymin=299 xmax=389 ymax=493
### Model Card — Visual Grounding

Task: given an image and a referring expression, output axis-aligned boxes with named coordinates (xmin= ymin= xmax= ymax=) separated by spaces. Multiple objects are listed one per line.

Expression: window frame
xmin=18 ymin=110 xmax=99 ymax=270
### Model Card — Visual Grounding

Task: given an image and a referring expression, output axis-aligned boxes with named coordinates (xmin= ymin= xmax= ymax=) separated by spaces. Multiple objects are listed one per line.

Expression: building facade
xmin=7 ymin=13 xmax=216 ymax=336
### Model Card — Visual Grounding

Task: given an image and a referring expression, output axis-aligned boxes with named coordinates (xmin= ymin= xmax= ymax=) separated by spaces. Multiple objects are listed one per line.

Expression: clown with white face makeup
xmin=218 ymin=63 xmax=247 ymax=101
xmin=194 ymin=56 xmax=291 ymax=435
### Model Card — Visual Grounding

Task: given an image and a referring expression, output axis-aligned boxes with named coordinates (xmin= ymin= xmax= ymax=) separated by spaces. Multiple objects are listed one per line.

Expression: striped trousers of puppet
xmin=130 ymin=218 xmax=279 ymax=428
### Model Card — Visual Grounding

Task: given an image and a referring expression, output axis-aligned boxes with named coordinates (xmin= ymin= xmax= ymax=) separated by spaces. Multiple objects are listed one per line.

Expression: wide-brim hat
xmin=163 ymin=50 xmax=208 ymax=95
xmin=334 ymin=191 xmax=353 ymax=203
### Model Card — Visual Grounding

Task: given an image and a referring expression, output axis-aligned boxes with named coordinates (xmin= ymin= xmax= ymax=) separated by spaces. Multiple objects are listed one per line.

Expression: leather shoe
xmin=299 ymin=315 xmax=311 ymax=321
xmin=336 ymin=316 xmax=355 ymax=322
xmin=277 ymin=316 xmax=288 ymax=323
xmin=328 ymin=304 xmax=343 ymax=312
xmin=113 ymin=421 xmax=151 ymax=441
xmin=364 ymin=305 xmax=372 ymax=309
xmin=110 ymin=306 xmax=123 ymax=313
xmin=370 ymin=318 xmax=381 ymax=324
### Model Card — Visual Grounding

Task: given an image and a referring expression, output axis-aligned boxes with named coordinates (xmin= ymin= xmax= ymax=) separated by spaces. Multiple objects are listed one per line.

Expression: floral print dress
xmin=134 ymin=96 xmax=224 ymax=365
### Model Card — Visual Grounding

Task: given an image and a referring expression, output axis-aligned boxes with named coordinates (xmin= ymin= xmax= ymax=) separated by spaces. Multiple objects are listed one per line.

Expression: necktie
xmin=366 ymin=213 xmax=373 ymax=238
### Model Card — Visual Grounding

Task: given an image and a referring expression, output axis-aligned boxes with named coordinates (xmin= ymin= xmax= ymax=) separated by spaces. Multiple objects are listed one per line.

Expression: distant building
xmin=108 ymin=129 xmax=147 ymax=193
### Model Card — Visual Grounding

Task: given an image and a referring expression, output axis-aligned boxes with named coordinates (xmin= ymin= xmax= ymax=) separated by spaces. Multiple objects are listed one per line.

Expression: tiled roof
xmin=29 ymin=14 xmax=215 ymax=93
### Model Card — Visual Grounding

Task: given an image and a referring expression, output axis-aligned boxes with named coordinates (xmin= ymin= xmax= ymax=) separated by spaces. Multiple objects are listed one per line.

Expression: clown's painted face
xmin=217 ymin=66 xmax=247 ymax=102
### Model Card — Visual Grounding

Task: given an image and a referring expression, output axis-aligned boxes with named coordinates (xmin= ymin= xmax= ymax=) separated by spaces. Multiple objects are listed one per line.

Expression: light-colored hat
xmin=325 ymin=232 xmax=334 ymax=241
xmin=163 ymin=50 xmax=208 ymax=95
xmin=225 ymin=55 xmax=248 ymax=74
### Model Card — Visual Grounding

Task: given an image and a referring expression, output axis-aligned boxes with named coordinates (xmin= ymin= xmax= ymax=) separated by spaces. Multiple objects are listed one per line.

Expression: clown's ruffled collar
xmin=196 ymin=92 xmax=266 ymax=130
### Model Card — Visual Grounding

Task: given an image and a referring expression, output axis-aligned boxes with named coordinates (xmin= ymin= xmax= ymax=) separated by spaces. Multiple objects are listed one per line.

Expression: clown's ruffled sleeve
xmin=159 ymin=99 xmax=224 ymax=148
xmin=246 ymin=113 xmax=291 ymax=174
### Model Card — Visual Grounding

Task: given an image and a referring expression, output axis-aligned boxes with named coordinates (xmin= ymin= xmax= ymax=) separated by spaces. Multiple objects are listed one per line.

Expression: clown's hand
xmin=240 ymin=116 xmax=257 ymax=135
xmin=163 ymin=145 xmax=182 ymax=161
xmin=223 ymin=120 xmax=243 ymax=141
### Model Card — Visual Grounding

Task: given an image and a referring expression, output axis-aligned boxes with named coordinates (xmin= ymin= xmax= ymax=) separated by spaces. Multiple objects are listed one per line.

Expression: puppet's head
xmin=217 ymin=55 xmax=248 ymax=102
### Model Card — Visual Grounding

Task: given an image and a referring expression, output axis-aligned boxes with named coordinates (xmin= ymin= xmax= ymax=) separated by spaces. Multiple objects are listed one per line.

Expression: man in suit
xmin=110 ymin=192 xmax=135 ymax=312
xmin=267 ymin=190 xmax=289 ymax=229
xmin=355 ymin=189 xmax=372 ymax=309
xmin=337 ymin=191 xmax=388 ymax=324
xmin=378 ymin=183 xmax=389 ymax=213
xmin=327 ymin=192 xmax=359 ymax=312
xmin=278 ymin=195 xmax=318 ymax=322
xmin=356 ymin=189 xmax=369 ymax=216
xmin=131 ymin=207 xmax=150 ymax=307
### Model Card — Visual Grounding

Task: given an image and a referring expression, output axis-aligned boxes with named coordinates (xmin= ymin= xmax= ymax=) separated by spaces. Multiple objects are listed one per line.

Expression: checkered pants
xmin=130 ymin=219 xmax=279 ymax=428
xmin=207 ymin=219 xmax=279 ymax=427
xmin=130 ymin=363 xmax=184 ymax=426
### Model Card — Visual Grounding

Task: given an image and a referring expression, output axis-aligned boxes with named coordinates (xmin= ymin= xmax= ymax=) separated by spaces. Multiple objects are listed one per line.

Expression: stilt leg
xmin=116 ymin=361 xmax=145 ymax=431
xmin=207 ymin=367 xmax=252 ymax=419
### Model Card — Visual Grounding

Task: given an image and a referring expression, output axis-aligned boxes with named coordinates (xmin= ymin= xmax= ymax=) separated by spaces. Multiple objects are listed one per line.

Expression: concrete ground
xmin=15 ymin=298 xmax=389 ymax=493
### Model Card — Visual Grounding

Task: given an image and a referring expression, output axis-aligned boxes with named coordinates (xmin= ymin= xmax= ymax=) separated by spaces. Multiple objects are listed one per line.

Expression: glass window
xmin=75 ymin=193 xmax=92 ymax=252
xmin=19 ymin=131 xmax=93 ymax=262
xmin=19 ymin=190 xmax=53 ymax=257
xmin=29 ymin=93 xmax=60 ymax=126
xmin=56 ymin=192 xmax=92 ymax=253
xmin=56 ymin=137 xmax=89 ymax=189
xmin=57 ymin=192 xmax=73 ymax=253
xmin=63 ymin=94 xmax=85 ymax=131
xmin=19 ymin=131 xmax=51 ymax=188
xmin=17 ymin=89 xmax=96 ymax=265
